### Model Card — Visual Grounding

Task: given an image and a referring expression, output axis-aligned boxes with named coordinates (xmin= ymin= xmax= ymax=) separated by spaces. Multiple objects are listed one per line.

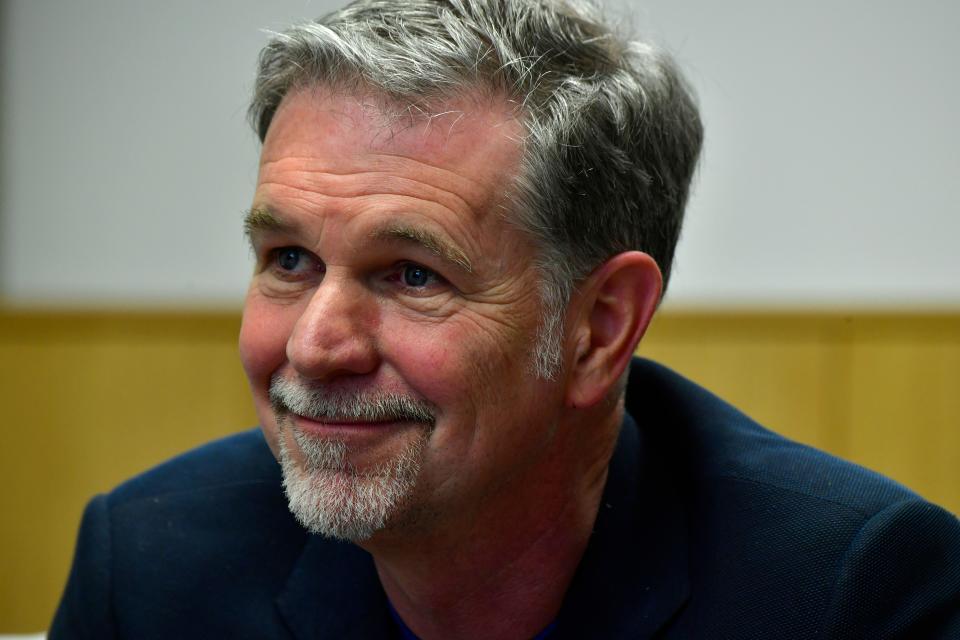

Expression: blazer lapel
xmin=555 ymin=412 xmax=691 ymax=639
xmin=275 ymin=534 xmax=396 ymax=639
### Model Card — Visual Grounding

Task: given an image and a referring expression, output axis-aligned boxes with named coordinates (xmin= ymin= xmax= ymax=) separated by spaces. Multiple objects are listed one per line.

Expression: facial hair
xmin=269 ymin=375 xmax=435 ymax=541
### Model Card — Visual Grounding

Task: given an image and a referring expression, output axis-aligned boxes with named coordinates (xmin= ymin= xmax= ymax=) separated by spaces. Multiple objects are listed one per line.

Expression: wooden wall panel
xmin=0 ymin=312 xmax=256 ymax=632
xmin=846 ymin=339 xmax=960 ymax=511
xmin=638 ymin=315 xmax=842 ymax=452
xmin=638 ymin=312 xmax=959 ymax=513
xmin=0 ymin=310 xmax=957 ymax=632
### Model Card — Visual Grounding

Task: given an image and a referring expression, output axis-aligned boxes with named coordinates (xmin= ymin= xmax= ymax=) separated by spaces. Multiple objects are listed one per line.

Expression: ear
xmin=565 ymin=251 xmax=662 ymax=409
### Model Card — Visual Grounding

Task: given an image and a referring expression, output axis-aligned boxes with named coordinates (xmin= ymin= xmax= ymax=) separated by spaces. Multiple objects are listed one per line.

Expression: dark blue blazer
xmin=51 ymin=359 xmax=960 ymax=638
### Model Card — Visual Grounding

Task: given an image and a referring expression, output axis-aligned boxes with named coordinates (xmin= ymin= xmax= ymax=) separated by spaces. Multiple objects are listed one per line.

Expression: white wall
xmin=2 ymin=0 xmax=958 ymax=308
xmin=640 ymin=0 xmax=960 ymax=307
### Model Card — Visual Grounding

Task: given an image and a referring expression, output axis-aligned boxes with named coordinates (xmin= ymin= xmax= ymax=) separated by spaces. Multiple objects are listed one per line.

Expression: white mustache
xmin=268 ymin=376 xmax=437 ymax=426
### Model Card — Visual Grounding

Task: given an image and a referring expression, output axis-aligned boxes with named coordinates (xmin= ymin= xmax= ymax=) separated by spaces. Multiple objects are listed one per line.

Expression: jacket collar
xmin=553 ymin=411 xmax=691 ymax=639
xmin=275 ymin=535 xmax=395 ymax=638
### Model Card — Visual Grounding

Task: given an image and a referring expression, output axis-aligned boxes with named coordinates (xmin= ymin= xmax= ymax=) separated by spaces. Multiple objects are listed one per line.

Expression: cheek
xmin=239 ymin=294 xmax=294 ymax=400
xmin=240 ymin=293 xmax=299 ymax=457
xmin=386 ymin=330 xmax=462 ymax=402
xmin=384 ymin=314 xmax=527 ymax=412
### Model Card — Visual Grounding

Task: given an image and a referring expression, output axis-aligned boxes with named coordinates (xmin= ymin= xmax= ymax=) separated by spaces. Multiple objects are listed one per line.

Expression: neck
xmin=365 ymin=408 xmax=621 ymax=640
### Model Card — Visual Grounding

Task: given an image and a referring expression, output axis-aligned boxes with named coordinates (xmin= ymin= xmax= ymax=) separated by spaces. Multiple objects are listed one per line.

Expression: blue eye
xmin=402 ymin=264 xmax=434 ymax=287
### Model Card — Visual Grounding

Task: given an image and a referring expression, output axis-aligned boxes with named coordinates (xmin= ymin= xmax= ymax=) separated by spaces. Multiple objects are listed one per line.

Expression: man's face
xmin=239 ymin=88 xmax=569 ymax=541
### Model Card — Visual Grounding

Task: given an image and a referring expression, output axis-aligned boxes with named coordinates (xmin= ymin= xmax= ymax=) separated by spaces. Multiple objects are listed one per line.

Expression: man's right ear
xmin=564 ymin=251 xmax=661 ymax=410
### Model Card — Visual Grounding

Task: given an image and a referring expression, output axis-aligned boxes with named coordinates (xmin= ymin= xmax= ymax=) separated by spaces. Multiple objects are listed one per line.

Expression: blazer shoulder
xmin=108 ymin=427 xmax=280 ymax=508
xmin=52 ymin=429 xmax=305 ymax=638
xmin=823 ymin=498 xmax=960 ymax=637
xmin=625 ymin=359 xmax=960 ymax=636
xmin=626 ymin=357 xmax=923 ymax=518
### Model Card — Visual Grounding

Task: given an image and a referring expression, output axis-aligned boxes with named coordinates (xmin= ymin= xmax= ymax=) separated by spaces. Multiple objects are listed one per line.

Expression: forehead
xmin=259 ymin=87 xmax=525 ymax=213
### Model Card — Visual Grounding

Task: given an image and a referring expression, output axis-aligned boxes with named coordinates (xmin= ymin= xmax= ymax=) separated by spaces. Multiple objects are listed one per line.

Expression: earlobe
xmin=566 ymin=252 xmax=662 ymax=409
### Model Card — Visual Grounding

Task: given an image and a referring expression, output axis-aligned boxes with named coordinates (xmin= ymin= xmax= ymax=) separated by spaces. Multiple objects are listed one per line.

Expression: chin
xmin=277 ymin=421 xmax=428 ymax=541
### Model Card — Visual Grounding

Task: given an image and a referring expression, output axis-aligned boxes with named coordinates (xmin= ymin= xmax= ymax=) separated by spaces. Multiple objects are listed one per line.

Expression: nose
xmin=286 ymin=276 xmax=380 ymax=382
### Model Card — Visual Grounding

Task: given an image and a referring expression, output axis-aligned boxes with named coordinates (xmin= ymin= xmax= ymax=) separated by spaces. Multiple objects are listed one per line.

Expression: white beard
xmin=278 ymin=424 xmax=427 ymax=541
xmin=269 ymin=375 xmax=435 ymax=541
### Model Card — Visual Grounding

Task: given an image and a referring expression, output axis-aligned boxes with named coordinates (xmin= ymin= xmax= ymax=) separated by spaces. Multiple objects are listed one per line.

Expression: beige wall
xmin=1 ymin=310 xmax=957 ymax=632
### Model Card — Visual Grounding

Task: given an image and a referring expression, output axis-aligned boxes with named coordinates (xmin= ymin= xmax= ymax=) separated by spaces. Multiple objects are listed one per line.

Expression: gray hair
xmin=249 ymin=0 xmax=703 ymax=378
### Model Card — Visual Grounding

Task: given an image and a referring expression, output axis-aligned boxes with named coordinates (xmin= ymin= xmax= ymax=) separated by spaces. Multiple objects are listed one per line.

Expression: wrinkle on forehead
xmin=261 ymin=86 xmax=525 ymax=219
xmin=257 ymin=159 xmax=478 ymax=218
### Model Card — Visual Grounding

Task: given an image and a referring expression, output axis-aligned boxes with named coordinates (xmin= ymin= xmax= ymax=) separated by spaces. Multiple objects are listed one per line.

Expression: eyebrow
xmin=243 ymin=207 xmax=294 ymax=238
xmin=370 ymin=224 xmax=473 ymax=274
xmin=244 ymin=208 xmax=473 ymax=274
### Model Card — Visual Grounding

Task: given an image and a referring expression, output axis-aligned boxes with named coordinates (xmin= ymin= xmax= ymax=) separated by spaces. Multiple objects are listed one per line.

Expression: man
xmin=52 ymin=1 xmax=960 ymax=638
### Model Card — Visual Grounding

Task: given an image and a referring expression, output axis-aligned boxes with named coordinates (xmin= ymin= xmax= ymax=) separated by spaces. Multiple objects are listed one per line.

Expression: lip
xmin=289 ymin=413 xmax=407 ymax=438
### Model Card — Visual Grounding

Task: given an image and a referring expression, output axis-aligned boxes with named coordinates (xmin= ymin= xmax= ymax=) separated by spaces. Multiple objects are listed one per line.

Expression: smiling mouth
xmin=290 ymin=412 xmax=404 ymax=431
xmin=299 ymin=415 xmax=391 ymax=425
xmin=281 ymin=405 xmax=435 ymax=435
xmin=286 ymin=413 xmax=430 ymax=454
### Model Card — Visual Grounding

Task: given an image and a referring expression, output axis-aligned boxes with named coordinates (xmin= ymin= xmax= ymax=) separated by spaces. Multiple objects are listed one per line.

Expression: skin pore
xmin=238 ymin=86 xmax=661 ymax=639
